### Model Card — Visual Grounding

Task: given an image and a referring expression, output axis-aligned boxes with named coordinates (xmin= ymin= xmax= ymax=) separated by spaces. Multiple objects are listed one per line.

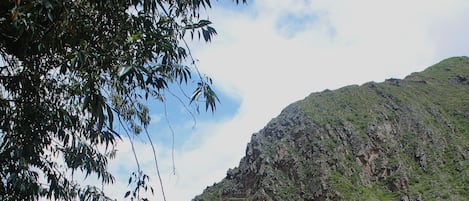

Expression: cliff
xmin=194 ymin=57 xmax=469 ymax=200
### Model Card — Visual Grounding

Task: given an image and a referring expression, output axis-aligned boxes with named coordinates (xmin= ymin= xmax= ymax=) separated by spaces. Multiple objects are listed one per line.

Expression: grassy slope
xmin=299 ymin=57 xmax=469 ymax=200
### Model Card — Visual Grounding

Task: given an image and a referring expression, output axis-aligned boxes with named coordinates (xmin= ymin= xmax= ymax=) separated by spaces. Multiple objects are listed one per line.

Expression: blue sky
xmin=90 ymin=0 xmax=469 ymax=200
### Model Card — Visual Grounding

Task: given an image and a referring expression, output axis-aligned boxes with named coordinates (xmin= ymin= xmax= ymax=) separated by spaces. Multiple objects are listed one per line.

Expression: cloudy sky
xmin=94 ymin=0 xmax=469 ymax=200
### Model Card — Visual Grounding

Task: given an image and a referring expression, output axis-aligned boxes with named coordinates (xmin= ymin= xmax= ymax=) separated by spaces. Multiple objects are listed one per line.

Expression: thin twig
xmin=177 ymin=80 xmax=192 ymax=99
xmin=117 ymin=116 xmax=141 ymax=171
xmin=162 ymin=97 xmax=177 ymax=175
xmin=182 ymin=38 xmax=204 ymax=81
xmin=167 ymin=88 xmax=197 ymax=129
xmin=144 ymin=128 xmax=167 ymax=201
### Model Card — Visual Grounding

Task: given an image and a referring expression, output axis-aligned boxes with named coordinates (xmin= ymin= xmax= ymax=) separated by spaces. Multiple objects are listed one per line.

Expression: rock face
xmin=194 ymin=57 xmax=469 ymax=200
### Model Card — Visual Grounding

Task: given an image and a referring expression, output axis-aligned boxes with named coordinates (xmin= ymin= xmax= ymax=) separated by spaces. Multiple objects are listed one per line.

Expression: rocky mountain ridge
xmin=194 ymin=57 xmax=469 ymax=200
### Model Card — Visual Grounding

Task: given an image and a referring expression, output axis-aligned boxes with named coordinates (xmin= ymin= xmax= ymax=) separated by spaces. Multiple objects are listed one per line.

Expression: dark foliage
xmin=0 ymin=0 xmax=245 ymax=200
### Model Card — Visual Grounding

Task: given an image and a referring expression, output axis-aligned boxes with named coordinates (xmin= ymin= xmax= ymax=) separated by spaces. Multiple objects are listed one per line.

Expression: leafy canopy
xmin=0 ymin=0 xmax=245 ymax=200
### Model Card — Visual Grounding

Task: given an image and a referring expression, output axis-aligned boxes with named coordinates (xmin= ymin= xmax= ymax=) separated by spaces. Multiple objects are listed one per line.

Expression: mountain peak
xmin=194 ymin=57 xmax=469 ymax=200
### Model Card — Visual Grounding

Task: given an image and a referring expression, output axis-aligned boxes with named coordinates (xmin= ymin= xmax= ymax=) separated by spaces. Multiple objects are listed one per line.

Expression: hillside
xmin=194 ymin=57 xmax=469 ymax=201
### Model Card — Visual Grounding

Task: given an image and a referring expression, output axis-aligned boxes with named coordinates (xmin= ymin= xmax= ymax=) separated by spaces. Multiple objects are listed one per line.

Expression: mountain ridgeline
xmin=194 ymin=57 xmax=469 ymax=201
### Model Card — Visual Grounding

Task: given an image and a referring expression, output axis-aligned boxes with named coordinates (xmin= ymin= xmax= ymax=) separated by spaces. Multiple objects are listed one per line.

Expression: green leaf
xmin=64 ymin=134 xmax=69 ymax=144
xmin=198 ymin=19 xmax=211 ymax=26
xmin=70 ymin=57 xmax=77 ymax=68
xmin=82 ymin=95 xmax=90 ymax=111
xmin=106 ymin=104 xmax=114 ymax=129
xmin=190 ymin=86 xmax=202 ymax=104
xmin=47 ymin=11 xmax=53 ymax=21
xmin=118 ymin=65 xmax=132 ymax=78
xmin=204 ymin=85 xmax=219 ymax=112
xmin=77 ymin=51 xmax=86 ymax=67
xmin=130 ymin=32 xmax=143 ymax=42
xmin=202 ymin=28 xmax=210 ymax=42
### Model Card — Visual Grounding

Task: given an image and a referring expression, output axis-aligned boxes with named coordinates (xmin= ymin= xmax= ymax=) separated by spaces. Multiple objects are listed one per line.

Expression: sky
xmin=89 ymin=0 xmax=469 ymax=200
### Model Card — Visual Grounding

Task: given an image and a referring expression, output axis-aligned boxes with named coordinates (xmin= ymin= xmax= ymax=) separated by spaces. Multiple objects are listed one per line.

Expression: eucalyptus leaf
xmin=118 ymin=65 xmax=132 ymax=78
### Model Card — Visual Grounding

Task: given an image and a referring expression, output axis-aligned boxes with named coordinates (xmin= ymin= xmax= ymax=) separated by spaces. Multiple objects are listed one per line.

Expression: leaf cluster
xmin=0 ymin=0 xmax=244 ymax=200
xmin=124 ymin=171 xmax=154 ymax=201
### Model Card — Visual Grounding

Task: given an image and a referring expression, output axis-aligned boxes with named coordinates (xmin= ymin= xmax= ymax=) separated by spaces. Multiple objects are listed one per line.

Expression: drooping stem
xmin=145 ymin=128 xmax=167 ymax=201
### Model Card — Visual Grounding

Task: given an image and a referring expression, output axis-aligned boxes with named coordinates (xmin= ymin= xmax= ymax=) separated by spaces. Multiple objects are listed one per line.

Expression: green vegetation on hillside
xmin=194 ymin=57 xmax=469 ymax=201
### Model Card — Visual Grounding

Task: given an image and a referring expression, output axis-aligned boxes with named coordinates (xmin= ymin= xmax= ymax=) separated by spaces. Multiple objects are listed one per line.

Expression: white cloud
xmin=150 ymin=113 xmax=162 ymax=124
xmin=103 ymin=0 xmax=469 ymax=200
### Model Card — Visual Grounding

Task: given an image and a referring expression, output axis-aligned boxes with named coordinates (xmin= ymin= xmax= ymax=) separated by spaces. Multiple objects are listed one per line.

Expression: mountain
xmin=194 ymin=57 xmax=469 ymax=201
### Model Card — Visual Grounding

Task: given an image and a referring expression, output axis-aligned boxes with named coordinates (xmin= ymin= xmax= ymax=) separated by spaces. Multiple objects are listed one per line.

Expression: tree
xmin=0 ymin=0 xmax=245 ymax=200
